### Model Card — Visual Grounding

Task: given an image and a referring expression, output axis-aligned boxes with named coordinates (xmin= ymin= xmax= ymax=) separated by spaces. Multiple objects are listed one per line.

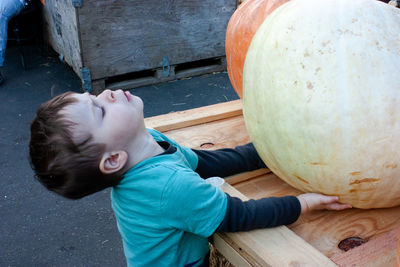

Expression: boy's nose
xmin=98 ymin=89 xmax=116 ymax=102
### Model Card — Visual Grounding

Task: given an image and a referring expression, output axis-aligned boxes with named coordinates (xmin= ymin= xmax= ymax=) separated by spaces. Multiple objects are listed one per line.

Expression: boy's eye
xmin=99 ymin=106 xmax=105 ymax=118
xmin=93 ymin=99 xmax=105 ymax=118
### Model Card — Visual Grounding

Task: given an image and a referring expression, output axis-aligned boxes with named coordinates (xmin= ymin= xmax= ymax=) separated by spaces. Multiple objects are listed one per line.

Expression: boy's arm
xmin=193 ymin=143 xmax=266 ymax=179
xmin=215 ymin=194 xmax=301 ymax=232
xmin=215 ymin=193 xmax=352 ymax=233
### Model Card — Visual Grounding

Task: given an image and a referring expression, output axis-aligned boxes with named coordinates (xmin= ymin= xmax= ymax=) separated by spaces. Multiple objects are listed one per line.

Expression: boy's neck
xmin=124 ymin=130 xmax=165 ymax=171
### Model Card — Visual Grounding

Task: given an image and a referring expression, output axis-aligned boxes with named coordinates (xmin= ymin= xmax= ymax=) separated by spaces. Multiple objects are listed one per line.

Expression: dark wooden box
xmin=42 ymin=0 xmax=237 ymax=93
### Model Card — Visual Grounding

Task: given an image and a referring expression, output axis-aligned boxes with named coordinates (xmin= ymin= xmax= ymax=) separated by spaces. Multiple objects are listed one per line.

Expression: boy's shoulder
xmin=117 ymin=152 xmax=197 ymax=193
xmin=111 ymin=159 xmax=208 ymax=215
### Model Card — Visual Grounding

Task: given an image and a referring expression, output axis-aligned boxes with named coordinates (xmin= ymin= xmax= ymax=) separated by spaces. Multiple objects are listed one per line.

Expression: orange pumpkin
xmin=225 ymin=0 xmax=288 ymax=98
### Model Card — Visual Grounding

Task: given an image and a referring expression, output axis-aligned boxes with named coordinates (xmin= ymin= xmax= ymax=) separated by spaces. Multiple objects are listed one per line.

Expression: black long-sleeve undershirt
xmin=216 ymin=194 xmax=301 ymax=232
xmin=192 ymin=143 xmax=266 ymax=178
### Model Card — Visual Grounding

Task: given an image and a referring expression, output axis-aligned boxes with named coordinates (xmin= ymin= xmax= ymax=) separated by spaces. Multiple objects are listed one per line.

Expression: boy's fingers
xmin=326 ymin=203 xmax=352 ymax=210
xmin=299 ymin=194 xmax=352 ymax=212
xmin=320 ymin=195 xmax=339 ymax=204
xmin=340 ymin=203 xmax=352 ymax=209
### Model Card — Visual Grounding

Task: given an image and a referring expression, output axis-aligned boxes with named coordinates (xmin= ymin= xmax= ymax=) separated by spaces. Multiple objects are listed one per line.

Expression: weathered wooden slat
xmin=226 ymin=168 xmax=271 ymax=185
xmin=165 ymin=115 xmax=249 ymax=150
xmin=216 ymin=183 xmax=336 ymax=266
xmin=144 ymin=99 xmax=242 ymax=133
xmin=212 ymin=234 xmax=252 ymax=267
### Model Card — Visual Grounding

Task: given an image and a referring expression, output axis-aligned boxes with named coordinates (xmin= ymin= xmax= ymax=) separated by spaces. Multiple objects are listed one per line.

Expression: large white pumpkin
xmin=243 ymin=0 xmax=400 ymax=208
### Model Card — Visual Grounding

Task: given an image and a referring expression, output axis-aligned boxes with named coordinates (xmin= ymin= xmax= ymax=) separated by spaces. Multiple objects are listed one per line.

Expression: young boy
xmin=29 ymin=89 xmax=351 ymax=266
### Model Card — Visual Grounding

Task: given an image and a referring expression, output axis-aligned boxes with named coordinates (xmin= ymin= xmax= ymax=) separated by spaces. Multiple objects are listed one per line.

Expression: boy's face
xmin=62 ymin=89 xmax=145 ymax=152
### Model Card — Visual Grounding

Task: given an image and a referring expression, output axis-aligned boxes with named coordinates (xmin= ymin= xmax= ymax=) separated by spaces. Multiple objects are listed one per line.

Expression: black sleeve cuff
xmin=216 ymin=194 xmax=301 ymax=232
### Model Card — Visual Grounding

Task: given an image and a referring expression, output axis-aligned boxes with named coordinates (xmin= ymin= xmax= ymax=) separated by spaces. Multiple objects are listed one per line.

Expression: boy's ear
xmin=99 ymin=151 xmax=128 ymax=175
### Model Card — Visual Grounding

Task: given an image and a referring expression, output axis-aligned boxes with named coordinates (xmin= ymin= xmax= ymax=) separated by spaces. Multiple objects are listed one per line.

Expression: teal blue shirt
xmin=111 ymin=129 xmax=228 ymax=266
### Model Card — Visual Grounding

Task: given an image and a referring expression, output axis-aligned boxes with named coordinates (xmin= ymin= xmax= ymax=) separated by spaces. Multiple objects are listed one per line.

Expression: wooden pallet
xmin=144 ymin=100 xmax=400 ymax=266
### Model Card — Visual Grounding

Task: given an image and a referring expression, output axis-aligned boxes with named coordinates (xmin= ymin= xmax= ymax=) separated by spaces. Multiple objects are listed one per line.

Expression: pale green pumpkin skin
xmin=243 ymin=0 xmax=400 ymax=208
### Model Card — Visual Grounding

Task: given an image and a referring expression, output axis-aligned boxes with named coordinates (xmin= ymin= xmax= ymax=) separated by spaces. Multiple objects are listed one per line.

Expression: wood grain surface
xmin=331 ymin=228 xmax=399 ymax=266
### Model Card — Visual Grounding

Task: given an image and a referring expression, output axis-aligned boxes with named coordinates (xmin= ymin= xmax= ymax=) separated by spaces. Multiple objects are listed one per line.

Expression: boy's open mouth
xmin=124 ymin=91 xmax=131 ymax=102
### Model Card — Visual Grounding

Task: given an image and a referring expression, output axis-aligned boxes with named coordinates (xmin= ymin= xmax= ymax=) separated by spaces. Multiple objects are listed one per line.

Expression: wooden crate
xmin=145 ymin=100 xmax=400 ymax=266
xmin=41 ymin=0 xmax=237 ymax=93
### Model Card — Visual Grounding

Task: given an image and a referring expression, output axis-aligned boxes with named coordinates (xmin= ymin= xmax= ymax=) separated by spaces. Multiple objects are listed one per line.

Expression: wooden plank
xmin=226 ymin=168 xmax=271 ymax=185
xmin=77 ymin=0 xmax=237 ymax=80
xmin=331 ymin=228 xmax=399 ymax=267
xmin=214 ymin=183 xmax=336 ymax=266
xmin=144 ymin=99 xmax=242 ymax=133
xmin=212 ymin=234 xmax=252 ymax=267
xmin=165 ymin=115 xmax=249 ymax=150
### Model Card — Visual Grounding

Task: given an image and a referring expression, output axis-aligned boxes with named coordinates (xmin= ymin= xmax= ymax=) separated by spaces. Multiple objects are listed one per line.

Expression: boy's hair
xmin=29 ymin=92 xmax=122 ymax=199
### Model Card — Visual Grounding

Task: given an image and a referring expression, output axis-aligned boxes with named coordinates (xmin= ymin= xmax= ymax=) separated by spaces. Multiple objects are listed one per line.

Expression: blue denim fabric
xmin=0 ymin=0 xmax=25 ymax=67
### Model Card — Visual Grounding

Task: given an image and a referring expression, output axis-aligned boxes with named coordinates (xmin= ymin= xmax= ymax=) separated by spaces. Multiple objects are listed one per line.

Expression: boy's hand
xmin=297 ymin=193 xmax=352 ymax=213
